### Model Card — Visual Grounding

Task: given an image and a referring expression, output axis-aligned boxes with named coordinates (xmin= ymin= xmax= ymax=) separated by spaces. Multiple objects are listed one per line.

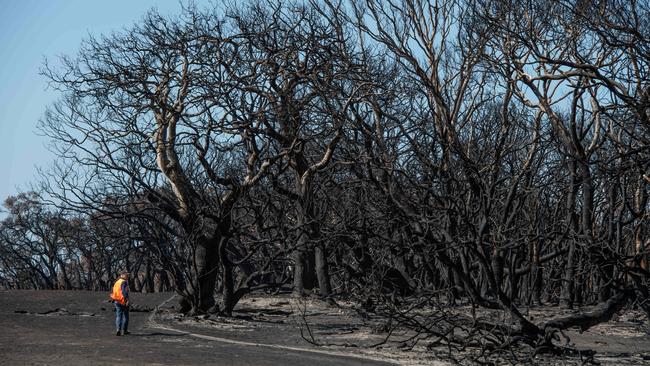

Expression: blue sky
xmin=0 ymin=0 xmax=183 ymax=206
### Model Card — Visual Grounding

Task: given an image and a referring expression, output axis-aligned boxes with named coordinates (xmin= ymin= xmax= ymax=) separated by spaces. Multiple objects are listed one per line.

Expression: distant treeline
xmin=0 ymin=192 xmax=172 ymax=292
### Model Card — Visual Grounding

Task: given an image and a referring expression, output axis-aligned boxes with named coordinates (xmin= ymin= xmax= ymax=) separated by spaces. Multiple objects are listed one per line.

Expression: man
xmin=110 ymin=271 xmax=130 ymax=336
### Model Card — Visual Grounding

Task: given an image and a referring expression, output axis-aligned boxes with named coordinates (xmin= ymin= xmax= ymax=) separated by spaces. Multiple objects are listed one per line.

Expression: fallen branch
xmin=541 ymin=291 xmax=628 ymax=333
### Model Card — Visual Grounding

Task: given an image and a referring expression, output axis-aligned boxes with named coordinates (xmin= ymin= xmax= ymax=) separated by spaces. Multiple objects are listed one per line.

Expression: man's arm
xmin=121 ymin=281 xmax=129 ymax=305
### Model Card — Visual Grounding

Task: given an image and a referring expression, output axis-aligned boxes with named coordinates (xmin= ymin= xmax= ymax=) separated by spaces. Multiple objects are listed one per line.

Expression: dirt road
xmin=0 ymin=290 xmax=393 ymax=366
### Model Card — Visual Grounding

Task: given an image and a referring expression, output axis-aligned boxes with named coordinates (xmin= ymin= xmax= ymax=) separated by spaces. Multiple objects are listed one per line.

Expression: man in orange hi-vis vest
xmin=110 ymin=271 xmax=130 ymax=336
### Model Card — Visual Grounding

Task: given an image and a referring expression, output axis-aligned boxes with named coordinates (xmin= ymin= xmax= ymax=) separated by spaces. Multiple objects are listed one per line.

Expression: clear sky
xmin=0 ymin=0 xmax=184 ymax=206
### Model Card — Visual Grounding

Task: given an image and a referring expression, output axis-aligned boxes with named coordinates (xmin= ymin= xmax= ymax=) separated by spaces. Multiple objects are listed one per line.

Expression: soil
xmin=0 ymin=290 xmax=389 ymax=366
xmin=1 ymin=290 xmax=649 ymax=365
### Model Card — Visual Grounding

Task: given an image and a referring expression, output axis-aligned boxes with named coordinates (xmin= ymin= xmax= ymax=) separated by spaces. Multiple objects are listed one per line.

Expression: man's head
xmin=119 ymin=271 xmax=130 ymax=280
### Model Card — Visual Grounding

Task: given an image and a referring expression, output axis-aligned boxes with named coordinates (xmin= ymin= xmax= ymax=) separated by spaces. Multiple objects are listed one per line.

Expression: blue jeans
xmin=114 ymin=302 xmax=129 ymax=332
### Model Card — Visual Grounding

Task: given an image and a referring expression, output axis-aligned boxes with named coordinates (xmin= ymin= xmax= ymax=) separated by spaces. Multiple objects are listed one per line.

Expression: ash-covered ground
xmin=1 ymin=290 xmax=649 ymax=365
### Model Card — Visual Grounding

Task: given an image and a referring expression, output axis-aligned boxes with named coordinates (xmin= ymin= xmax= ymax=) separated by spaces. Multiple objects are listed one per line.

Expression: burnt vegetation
xmin=1 ymin=0 xmax=649 ymax=363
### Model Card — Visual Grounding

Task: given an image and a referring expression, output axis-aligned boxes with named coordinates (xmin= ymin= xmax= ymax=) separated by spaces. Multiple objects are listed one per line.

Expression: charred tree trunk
xmin=216 ymin=213 xmax=237 ymax=316
xmin=292 ymin=177 xmax=329 ymax=298
xmin=491 ymin=248 xmax=504 ymax=296
xmin=292 ymin=228 xmax=316 ymax=296
xmin=315 ymin=244 xmax=332 ymax=298
xmin=144 ymin=258 xmax=154 ymax=293
xmin=220 ymin=241 xmax=235 ymax=315
xmin=181 ymin=235 xmax=220 ymax=314
xmin=530 ymin=239 xmax=543 ymax=306
xmin=561 ymin=160 xmax=579 ymax=308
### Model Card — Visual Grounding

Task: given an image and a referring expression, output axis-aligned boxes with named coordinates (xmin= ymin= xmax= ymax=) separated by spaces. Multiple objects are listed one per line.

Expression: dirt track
xmin=0 ymin=290 xmax=393 ymax=366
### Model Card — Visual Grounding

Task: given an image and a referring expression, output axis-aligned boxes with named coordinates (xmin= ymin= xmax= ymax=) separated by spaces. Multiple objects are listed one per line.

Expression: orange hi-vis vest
xmin=111 ymin=278 xmax=128 ymax=305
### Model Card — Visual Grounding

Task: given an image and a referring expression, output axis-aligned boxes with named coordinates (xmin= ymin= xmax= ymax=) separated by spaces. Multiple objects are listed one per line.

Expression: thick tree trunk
xmin=292 ymin=237 xmax=316 ymax=296
xmin=220 ymin=254 xmax=235 ymax=315
xmin=292 ymin=177 xmax=327 ymax=298
xmin=315 ymin=244 xmax=331 ymax=297
xmin=506 ymin=252 xmax=520 ymax=302
xmin=491 ymin=248 xmax=504 ymax=296
xmin=183 ymin=237 xmax=220 ymax=314
xmin=218 ymin=221 xmax=241 ymax=316
xmin=292 ymin=246 xmax=306 ymax=296
xmin=144 ymin=258 xmax=154 ymax=293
